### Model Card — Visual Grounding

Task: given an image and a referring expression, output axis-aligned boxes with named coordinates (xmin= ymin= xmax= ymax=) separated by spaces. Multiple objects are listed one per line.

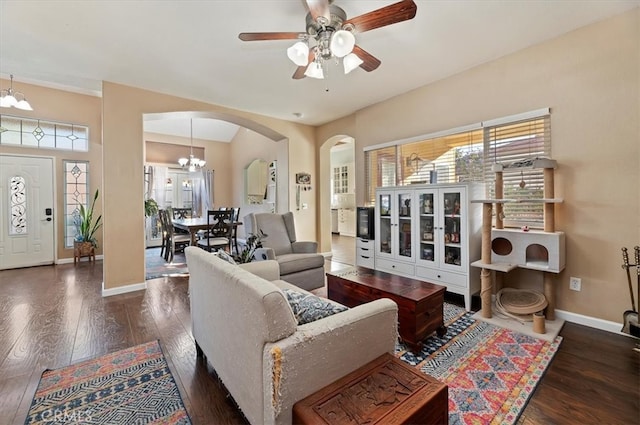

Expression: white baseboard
xmin=321 ymin=251 xmax=333 ymax=258
xmin=101 ymin=281 xmax=147 ymax=297
xmin=555 ymin=309 xmax=632 ymax=337
xmin=56 ymin=255 xmax=104 ymax=265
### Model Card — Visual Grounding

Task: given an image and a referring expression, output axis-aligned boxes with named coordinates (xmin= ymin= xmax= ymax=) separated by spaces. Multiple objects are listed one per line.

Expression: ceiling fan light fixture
xmin=343 ymin=52 xmax=363 ymax=74
xmin=330 ymin=29 xmax=355 ymax=58
xmin=287 ymin=41 xmax=309 ymax=66
xmin=304 ymin=61 xmax=324 ymax=79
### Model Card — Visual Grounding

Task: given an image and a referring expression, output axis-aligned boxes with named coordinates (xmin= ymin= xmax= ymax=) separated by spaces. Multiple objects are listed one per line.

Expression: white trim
xmin=555 ymin=309 xmax=632 ymax=336
xmin=364 ymin=123 xmax=482 ymax=152
xmin=102 ymin=281 xmax=147 ymax=297
xmin=56 ymin=254 xmax=104 ymax=265
xmin=481 ymin=108 xmax=550 ymax=127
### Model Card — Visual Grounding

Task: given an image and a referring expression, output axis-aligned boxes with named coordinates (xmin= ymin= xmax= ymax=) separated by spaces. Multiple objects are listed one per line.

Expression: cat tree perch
xmin=471 ymin=158 xmax=565 ymax=323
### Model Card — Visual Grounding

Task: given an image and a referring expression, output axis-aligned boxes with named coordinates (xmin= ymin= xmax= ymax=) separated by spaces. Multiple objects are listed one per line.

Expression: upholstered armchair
xmin=244 ymin=212 xmax=325 ymax=291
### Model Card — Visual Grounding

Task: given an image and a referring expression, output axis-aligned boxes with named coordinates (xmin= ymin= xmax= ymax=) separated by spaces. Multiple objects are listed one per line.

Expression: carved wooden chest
xmin=293 ymin=353 xmax=448 ymax=425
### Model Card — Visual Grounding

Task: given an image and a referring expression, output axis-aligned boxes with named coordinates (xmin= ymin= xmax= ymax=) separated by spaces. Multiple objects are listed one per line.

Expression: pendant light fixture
xmin=178 ymin=118 xmax=206 ymax=172
xmin=0 ymin=75 xmax=33 ymax=111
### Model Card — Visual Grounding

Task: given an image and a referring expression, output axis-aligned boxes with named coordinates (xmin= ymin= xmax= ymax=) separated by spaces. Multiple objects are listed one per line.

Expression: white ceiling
xmin=1 ymin=0 xmax=638 ymax=138
xmin=144 ymin=117 xmax=241 ymax=143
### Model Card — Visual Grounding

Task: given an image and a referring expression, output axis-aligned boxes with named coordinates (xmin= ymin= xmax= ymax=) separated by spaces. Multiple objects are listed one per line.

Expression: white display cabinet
xmin=375 ymin=184 xmax=483 ymax=310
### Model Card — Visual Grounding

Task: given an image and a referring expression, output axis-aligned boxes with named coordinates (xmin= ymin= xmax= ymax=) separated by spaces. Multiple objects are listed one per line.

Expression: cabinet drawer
xmin=416 ymin=266 xmax=466 ymax=289
xmin=356 ymin=254 xmax=375 ymax=269
xmin=376 ymin=258 xmax=415 ymax=276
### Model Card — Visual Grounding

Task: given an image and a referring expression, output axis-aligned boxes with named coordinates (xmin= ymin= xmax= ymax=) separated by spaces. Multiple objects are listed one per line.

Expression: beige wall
xmin=228 ymin=128 xmax=289 ymax=239
xmin=143 ymin=132 xmax=233 ymax=206
xmin=101 ymin=82 xmax=315 ymax=291
xmin=0 ymin=82 xmax=103 ymax=260
xmin=317 ymin=8 xmax=640 ymax=322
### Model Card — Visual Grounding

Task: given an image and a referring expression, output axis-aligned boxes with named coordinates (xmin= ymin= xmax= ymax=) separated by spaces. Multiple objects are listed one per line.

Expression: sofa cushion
xmin=283 ymin=288 xmax=348 ymax=325
xmin=277 ymin=253 xmax=325 ymax=275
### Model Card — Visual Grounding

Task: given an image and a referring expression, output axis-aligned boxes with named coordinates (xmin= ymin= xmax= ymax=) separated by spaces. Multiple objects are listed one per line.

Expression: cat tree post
xmin=480 ymin=202 xmax=493 ymax=318
xmin=544 ymin=168 xmax=555 ymax=233
xmin=543 ymin=167 xmax=556 ymax=319
xmin=495 ymin=170 xmax=504 ymax=229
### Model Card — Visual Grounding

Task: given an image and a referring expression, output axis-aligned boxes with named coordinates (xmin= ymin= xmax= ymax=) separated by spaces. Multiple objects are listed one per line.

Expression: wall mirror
xmin=246 ymin=159 xmax=268 ymax=204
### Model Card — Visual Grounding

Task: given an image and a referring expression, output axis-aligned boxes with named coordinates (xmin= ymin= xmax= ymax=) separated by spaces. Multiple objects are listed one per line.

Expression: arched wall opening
xmin=318 ymin=133 xmax=356 ymax=255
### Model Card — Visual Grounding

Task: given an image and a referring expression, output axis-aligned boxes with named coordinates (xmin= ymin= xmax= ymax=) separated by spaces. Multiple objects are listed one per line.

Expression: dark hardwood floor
xmin=0 ymin=237 xmax=637 ymax=424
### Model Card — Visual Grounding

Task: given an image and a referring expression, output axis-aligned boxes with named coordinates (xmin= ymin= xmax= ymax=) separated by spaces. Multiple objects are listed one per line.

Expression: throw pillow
xmin=283 ymin=288 xmax=348 ymax=325
xmin=215 ymin=250 xmax=237 ymax=265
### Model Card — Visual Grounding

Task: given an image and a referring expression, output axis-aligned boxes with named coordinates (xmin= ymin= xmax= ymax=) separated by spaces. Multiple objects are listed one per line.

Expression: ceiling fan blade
xmin=352 ymin=45 xmax=381 ymax=72
xmin=292 ymin=50 xmax=317 ymax=79
xmin=305 ymin=0 xmax=331 ymax=22
xmin=344 ymin=0 xmax=417 ymax=33
xmin=239 ymin=32 xmax=303 ymax=41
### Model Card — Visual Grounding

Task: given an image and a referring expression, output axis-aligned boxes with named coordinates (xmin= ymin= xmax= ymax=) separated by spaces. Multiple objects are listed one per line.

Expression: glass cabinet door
xmin=441 ymin=189 xmax=464 ymax=268
xmin=397 ymin=192 xmax=413 ymax=259
xmin=377 ymin=192 xmax=392 ymax=254
xmin=418 ymin=191 xmax=436 ymax=264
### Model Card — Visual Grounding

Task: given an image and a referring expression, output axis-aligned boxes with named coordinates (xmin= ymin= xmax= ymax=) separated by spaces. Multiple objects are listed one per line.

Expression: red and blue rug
xmin=25 ymin=340 xmax=191 ymax=425
xmin=397 ymin=303 xmax=561 ymax=425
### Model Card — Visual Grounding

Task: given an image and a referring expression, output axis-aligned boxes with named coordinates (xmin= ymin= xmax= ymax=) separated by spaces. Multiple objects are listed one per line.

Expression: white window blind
xmin=364 ymin=111 xmax=551 ymax=227
xmin=483 ymin=116 xmax=551 ymax=226
xmin=365 ymin=146 xmax=397 ymax=204
xmin=399 ymin=129 xmax=484 ymax=186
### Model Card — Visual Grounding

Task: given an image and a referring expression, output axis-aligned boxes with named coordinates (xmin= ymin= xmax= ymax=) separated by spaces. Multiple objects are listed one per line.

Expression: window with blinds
xmin=364 ymin=146 xmax=397 ymax=204
xmin=484 ymin=117 xmax=551 ymax=227
xmin=364 ymin=112 xmax=551 ymax=227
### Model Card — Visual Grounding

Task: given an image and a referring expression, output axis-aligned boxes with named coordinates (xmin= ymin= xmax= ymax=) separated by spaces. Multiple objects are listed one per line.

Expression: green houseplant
xmin=75 ymin=189 xmax=103 ymax=248
xmin=144 ymin=198 xmax=159 ymax=217
xmin=236 ymin=230 xmax=267 ymax=263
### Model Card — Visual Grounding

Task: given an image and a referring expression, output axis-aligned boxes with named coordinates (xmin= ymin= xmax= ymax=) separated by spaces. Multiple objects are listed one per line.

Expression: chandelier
xmin=178 ymin=118 xmax=206 ymax=172
xmin=286 ymin=9 xmax=363 ymax=79
xmin=0 ymin=75 xmax=33 ymax=111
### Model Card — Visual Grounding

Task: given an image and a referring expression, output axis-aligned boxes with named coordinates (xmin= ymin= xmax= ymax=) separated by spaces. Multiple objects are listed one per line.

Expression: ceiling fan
xmin=238 ymin=0 xmax=417 ymax=80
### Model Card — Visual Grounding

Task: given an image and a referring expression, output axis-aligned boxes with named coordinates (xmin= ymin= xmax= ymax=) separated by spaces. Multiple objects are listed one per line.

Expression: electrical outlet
xmin=569 ymin=277 xmax=582 ymax=291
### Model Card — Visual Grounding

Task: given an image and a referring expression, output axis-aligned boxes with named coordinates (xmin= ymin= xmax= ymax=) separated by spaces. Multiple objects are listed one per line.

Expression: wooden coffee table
xmin=327 ymin=267 xmax=446 ymax=352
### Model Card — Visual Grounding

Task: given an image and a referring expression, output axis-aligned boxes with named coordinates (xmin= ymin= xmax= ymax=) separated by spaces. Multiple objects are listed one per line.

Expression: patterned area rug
xmin=396 ymin=303 xmax=562 ymax=425
xmin=145 ymin=247 xmax=188 ymax=280
xmin=25 ymin=340 xmax=191 ymax=425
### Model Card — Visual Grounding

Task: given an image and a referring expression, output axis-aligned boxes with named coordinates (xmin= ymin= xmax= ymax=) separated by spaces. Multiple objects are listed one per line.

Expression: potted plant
xmin=236 ymin=230 xmax=267 ymax=263
xmin=144 ymin=198 xmax=159 ymax=217
xmin=74 ymin=189 xmax=103 ymax=257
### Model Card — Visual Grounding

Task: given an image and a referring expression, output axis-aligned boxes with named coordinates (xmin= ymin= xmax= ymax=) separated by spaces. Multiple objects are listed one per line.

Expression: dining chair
xmin=196 ymin=210 xmax=234 ymax=253
xmin=157 ymin=209 xmax=169 ymax=259
xmin=230 ymin=207 xmax=241 ymax=255
xmin=162 ymin=209 xmax=191 ymax=262
xmin=171 ymin=207 xmax=192 ymax=219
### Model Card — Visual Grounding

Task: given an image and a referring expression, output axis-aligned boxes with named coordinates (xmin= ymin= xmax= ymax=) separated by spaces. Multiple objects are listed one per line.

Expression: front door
xmin=0 ymin=155 xmax=55 ymax=270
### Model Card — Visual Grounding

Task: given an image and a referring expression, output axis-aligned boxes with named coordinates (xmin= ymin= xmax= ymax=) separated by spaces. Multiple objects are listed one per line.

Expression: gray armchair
xmin=244 ymin=212 xmax=325 ymax=291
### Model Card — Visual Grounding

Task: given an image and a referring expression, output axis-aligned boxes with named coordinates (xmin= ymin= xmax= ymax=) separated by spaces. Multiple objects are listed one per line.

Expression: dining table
xmin=172 ymin=217 xmax=242 ymax=248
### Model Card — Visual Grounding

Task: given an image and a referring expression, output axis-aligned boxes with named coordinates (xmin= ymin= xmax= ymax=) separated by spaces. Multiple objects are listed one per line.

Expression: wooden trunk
xmin=327 ymin=267 xmax=446 ymax=352
xmin=293 ymin=353 xmax=448 ymax=425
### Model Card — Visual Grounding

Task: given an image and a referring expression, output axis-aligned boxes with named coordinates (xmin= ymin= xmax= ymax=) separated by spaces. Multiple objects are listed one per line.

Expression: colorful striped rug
xmin=25 ymin=340 xmax=191 ymax=425
xmin=397 ymin=303 xmax=561 ymax=425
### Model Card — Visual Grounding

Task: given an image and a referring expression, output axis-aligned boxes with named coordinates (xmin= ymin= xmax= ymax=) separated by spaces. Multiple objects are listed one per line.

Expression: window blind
xmin=364 ymin=146 xmax=397 ymax=204
xmin=483 ymin=116 xmax=551 ymax=226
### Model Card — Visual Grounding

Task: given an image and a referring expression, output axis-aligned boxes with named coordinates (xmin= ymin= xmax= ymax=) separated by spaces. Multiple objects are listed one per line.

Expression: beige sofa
xmin=185 ymin=246 xmax=398 ymax=425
